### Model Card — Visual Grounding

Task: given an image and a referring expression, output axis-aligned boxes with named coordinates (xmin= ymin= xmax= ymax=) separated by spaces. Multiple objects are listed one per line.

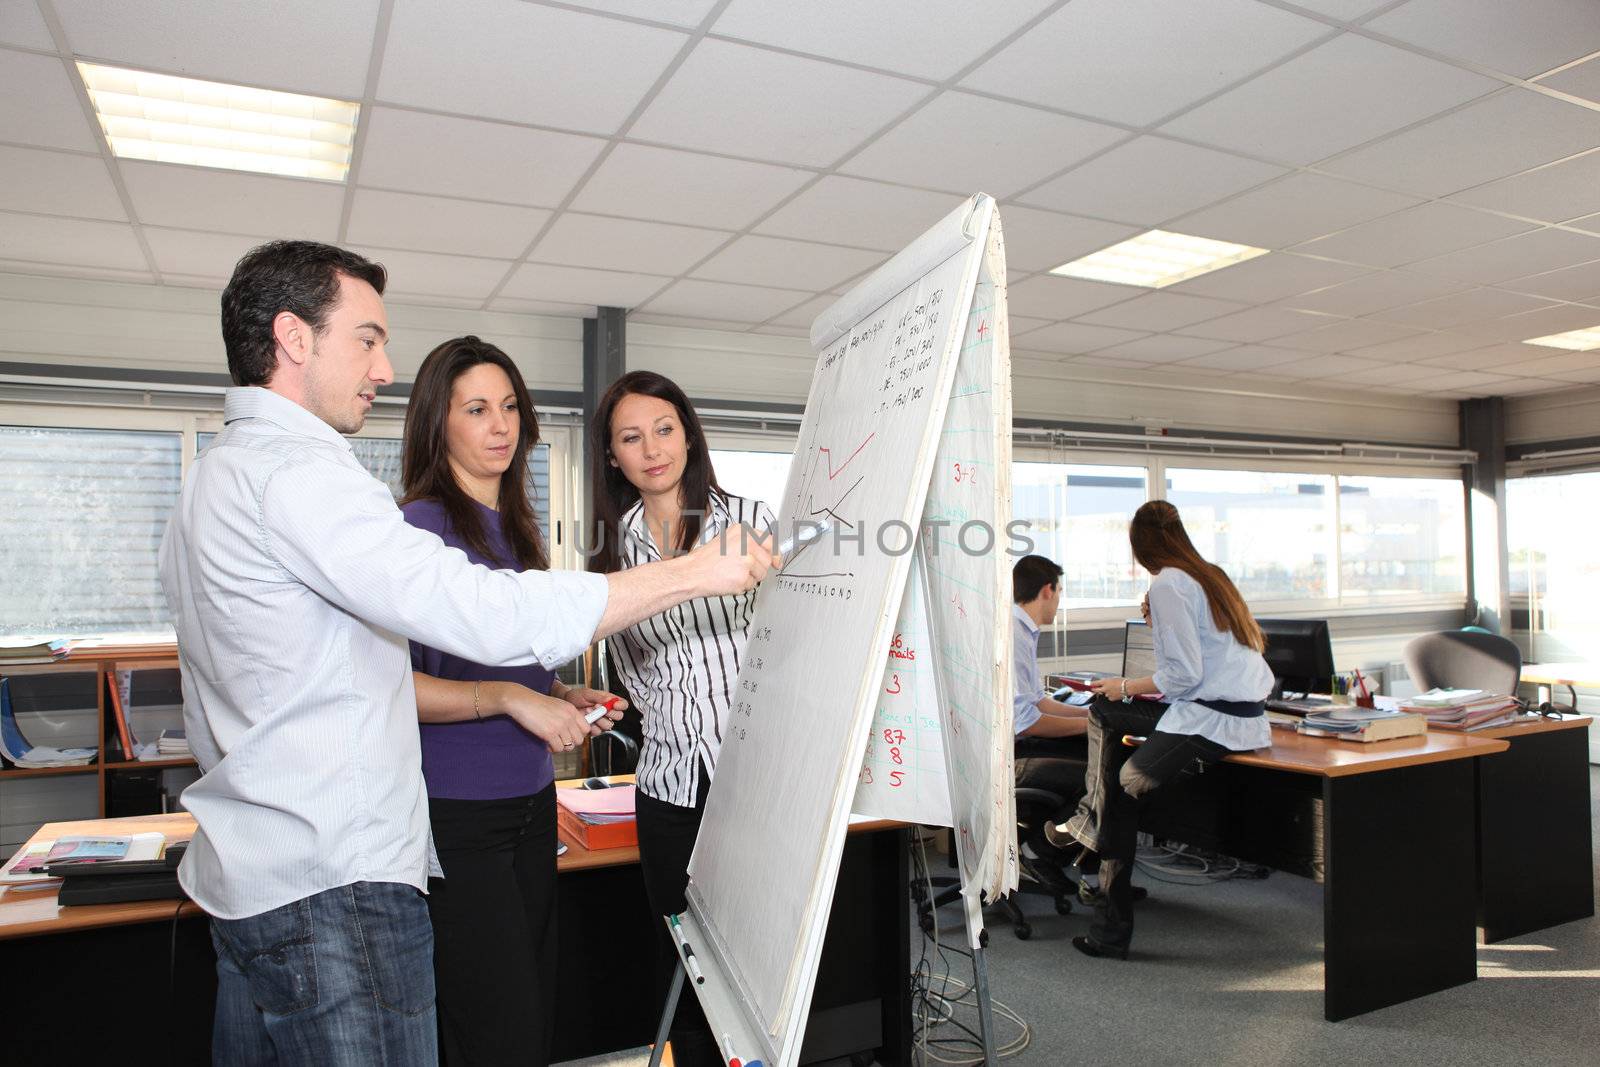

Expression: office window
xmin=0 ymin=426 xmax=181 ymax=637
xmin=1508 ymin=471 xmax=1600 ymax=654
xmin=197 ymin=432 xmax=551 ymax=533
xmin=1013 ymin=462 xmax=1147 ymax=608
xmin=1166 ymin=468 xmax=1336 ymax=601
xmin=1338 ymin=475 xmax=1466 ymax=601
xmin=708 ymin=449 xmax=792 ymax=512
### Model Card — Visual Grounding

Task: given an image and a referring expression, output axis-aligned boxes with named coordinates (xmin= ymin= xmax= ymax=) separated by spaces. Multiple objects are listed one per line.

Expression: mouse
xmin=581 ymin=777 xmax=612 ymax=790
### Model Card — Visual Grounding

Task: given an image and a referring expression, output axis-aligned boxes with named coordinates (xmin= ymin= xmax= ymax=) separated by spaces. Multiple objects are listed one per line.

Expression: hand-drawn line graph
xmin=781 ymin=429 xmax=875 ymax=577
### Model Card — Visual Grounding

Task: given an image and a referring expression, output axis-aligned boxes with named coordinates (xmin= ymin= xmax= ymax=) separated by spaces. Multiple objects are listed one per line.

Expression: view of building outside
xmin=1508 ymin=471 xmax=1600 ymax=661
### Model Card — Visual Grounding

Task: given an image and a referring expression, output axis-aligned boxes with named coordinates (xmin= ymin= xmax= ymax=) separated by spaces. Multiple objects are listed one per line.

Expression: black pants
xmin=1063 ymin=698 xmax=1229 ymax=949
xmin=1014 ymin=735 xmax=1089 ymax=865
xmin=427 ymin=787 xmax=559 ymax=1067
xmin=634 ymin=764 xmax=721 ymax=1067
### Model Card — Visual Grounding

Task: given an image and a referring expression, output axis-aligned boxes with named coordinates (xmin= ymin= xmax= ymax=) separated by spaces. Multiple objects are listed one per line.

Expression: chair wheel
xmin=1054 ymin=896 xmax=1073 ymax=915
xmin=1014 ymin=922 xmax=1032 ymax=940
xmin=918 ymin=912 xmax=934 ymax=934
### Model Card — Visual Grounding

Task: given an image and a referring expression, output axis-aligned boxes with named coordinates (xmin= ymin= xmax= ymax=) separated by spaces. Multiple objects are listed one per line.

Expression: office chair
xmin=1404 ymin=629 xmax=1521 ymax=695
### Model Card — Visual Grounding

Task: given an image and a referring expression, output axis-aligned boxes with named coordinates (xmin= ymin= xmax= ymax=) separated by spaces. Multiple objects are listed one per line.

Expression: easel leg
xmin=647 ymin=964 xmax=686 ymax=1067
xmin=963 ymin=893 xmax=999 ymax=1065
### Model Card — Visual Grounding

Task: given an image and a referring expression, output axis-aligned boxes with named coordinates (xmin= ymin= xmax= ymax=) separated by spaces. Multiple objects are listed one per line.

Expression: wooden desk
xmin=2 ymin=796 xmax=912 ymax=1066
xmin=1466 ymin=714 xmax=1594 ymax=942
xmin=1139 ymin=727 xmax=1508 ymax=1021
xmin=1521 ymin=661 xmax=1598 ymax=709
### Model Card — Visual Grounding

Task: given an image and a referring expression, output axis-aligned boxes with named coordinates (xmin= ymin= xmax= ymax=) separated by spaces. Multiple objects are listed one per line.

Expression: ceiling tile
xmin=638 ymin=278 xmax=812 ymax=321
xmin=1332 ymin=361 xmax=1445 ymax=386
xmin=961 ymin=0 xmax=1327 ymax=127
xmin=346 ymin=246 xmax=513 ymax=301
xmin=1172 ymin=172 xmax=1421 ymax=250
xmin=1076 ymin=291 xmax=1244 ymax=332
xmin=144 ymin=227 xmax=286 ymax=279
xmin=841 ymin=92 xmax=1125 ymax=199
xmin=1010 ymin=322 xmax=1150 ymax=355
xmin=121 ymin=161 xmax=343 ymax=237
xmin=1282 ymin=0 xmax=1395 ymax=17
xmin=1538 ymin=56 xmax=1600 ymax=104
xmin=1545 ymin=363 xmax=1600 ymax=383
xmin=754 ymin=177 xmax=966 ymax=252
xmin=0 ymin=145 xmax=123 ymax=220
xmin=530 ymin=212 xmax=729 ymax=275
xmin=1416 ymin=342 xmax=1552 ymax=371
xmin=1014 ymin=136 xmax=1284 ymax=225
xmin=356 ymin=108 xmax=604 ymax=208
xmin=1570 ymin=213 xmax=1600 ymax=236
xmin=1451 ymin=302 xmax=1600 ymax=342
xmin=1 ymin=1 xmax=53 ymax=48
xmin=500 ymin=262 xmax=670 ymax=307
xmin=1170 ymin=344 xmax=1308 ymax=371
xmin=1344 ymin=330 xmax=1486 ymax=362
xmin=1499 ymin=258 xmax=1600 ymax=303
xmin=1004 ymin=275 xmax=1140 ymax=319
xmin=1008 ymin=316 xmax=1056 ymax=336
xmin=1275 ymin=318 xmax=1423 ymax=353
xmin=573 ymin=143 xmax=811 ymax=230
xmin=1092 ymin=334 xmax=1236 ymax=363
xmin=0 ymin=257 xmax=152 ymax=284
xmin=632 ymin=37 xmax=927 ymax=166
xmin=1371 ymin=287 xmax=1561 ymax=330
xmin=53 ymin=0 xmax=380 ymax=98
xmin=562 ymin=0 xmax=720 ymax=26
xmin=1292 ymin=202 xmax=1533 ymax=268
xmin=1481 ymin=376 xmax=1572 ymax=395
xmin=1494 ymin=348 xmax=1600 ymax=376
xmin=749 ymin=324 xmax=812 ymax=338
xmin=488 ymin=296 xmax=594 ymax=317
xmin=1448 ymin=148 xmax=1600 ymax=223
xmin=1364 ymin=0 xmax=1600 ymax=79
xmin=1164 ymin=33 xmax=1498 ymax=166
xmin=692 ymin=235 xmax=884 ymax=291
xmin=1321 ymin=88 xmax=1600 ymax=197
xmin=346 ymin=190 xmax=549 ymax=258
xmin=628 ymin=312 xmax=761 ymax=331
xmin=1166 ymin=252 xmax=1370 ymax=302
xmin=1415 ymin=370 xmax=1521 ymax=393
xmin=1403 ymin=227 xmax=1600 ymax=285
xmin=987 ymin=206 xmax=1138 ymax=273
xmin=1257 ymin=353 xmax=1388 ymax=379
xmin=767 ymin=293 xmax=841 ymax=329
xmin=1284 ymin=270 xmax=1467 ymax=317
xmin=712 ymin=0 xmax=1054 ymax=80
xmin=0 ymin=211 xmax=146 ymax=270
xmin=379 ymin=0 xmax=685 ymax=132
xmin=1174 ymin=305 xmax=1330 ymax=342
xmin=0 ymin=50 xmax=99 ymax=152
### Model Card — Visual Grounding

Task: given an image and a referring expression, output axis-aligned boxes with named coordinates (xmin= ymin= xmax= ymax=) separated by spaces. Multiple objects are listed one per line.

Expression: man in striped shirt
xmin=160 ymin=241 xmax=775 ymax=1064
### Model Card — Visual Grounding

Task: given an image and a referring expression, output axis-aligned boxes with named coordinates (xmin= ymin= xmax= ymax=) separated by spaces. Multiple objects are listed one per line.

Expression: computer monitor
xmin=1257 ymin=618 xmax=1336 ymax=696
xmin=1122 ymin=620 xmax=1158 ymax=680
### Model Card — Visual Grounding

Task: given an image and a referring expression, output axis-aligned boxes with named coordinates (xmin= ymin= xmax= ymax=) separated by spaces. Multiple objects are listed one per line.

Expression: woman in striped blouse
xmin=587 ymin=370 xmax=773 ymax=1067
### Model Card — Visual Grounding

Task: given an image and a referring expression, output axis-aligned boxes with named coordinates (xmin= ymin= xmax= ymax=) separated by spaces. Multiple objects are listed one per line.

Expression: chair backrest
xmin=1403 ymin=630 xmax=1521 ymax=695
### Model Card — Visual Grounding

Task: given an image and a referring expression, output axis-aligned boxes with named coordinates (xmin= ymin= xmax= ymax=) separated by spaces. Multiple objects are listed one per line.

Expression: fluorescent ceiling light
xmin=1522 ymin=326 xmax=1600 ymax=352
xmin=1049 ymin=229 xmax=1270 ymax=288
xmin=77 ymin=62 xmax=358 ymax=181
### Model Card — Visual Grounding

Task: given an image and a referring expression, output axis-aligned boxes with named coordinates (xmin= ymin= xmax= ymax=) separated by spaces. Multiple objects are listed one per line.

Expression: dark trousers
xmin=1014 ymin=735 xmax=1089 ymax=865
xmin=1063 ymin=698 xmax=1229 ymax=949
xmin=427 ymin=786 xmax=559 ymax=1067
xmin=634 ymin=764 xmax=721 ymax=1067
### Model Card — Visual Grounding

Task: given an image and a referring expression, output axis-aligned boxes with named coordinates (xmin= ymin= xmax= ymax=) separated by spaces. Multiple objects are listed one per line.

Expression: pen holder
xmin=1330 ymin=692 xmax=1352 ymax=706
xmin=1355 ymin=694 xmax=1376 ymax=709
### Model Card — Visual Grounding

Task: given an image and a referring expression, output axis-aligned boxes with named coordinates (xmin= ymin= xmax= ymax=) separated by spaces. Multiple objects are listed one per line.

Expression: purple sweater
xmin=402 ymin=498 xmax=556 ymax=801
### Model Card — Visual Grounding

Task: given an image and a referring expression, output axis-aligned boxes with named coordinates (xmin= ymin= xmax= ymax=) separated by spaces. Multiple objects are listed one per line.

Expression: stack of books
xmin=0 ymin=638 xmax=73 ymax=665
xmin=156 ymin=728 xmax=191 ymax=757
xmin=1398 ymin=688 xmax=1519 ymax=731
xmin=1299 ymin=704 xmax=1427 ymax=742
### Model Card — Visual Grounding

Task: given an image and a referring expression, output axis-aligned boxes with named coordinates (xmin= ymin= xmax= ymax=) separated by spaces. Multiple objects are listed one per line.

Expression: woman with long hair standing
xmin=1059 ymin=499 xmax=1273 ymax=960
xmin=401 ymin=336 xmax=625 ymax=1065
xmin=587 ymin=370 xmax=773 ymax=1067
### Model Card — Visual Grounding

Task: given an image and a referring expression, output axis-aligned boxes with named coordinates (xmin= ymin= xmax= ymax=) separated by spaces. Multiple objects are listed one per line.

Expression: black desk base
xmin=1477 ymin=728 xmax=1595 ymax=943
xmin=1142 ymin=756 xmax=1479 ymax=1021
xmin=8 ymin=827 xmax=912 ymax=1066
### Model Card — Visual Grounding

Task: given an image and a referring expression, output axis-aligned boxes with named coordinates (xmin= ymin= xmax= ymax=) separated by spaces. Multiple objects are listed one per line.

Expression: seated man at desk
xmin=1011 ymin=555 xmax=1089 ymax=886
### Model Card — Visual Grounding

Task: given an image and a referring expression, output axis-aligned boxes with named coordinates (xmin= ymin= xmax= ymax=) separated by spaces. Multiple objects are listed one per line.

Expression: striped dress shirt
xmin=607 ymin=492 xmax=773 ymax=808
xmin=159 ymin=387 xmax=607 ymax=919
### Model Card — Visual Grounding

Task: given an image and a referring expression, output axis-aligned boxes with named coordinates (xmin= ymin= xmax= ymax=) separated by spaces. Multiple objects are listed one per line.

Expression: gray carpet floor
xmin=916 ymin=766 xmax=1600 ymax=1066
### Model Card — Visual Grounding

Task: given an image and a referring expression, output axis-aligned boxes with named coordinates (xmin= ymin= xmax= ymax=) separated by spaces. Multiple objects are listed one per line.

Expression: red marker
xmin=584 ymin=697 xmax=621 ymax=725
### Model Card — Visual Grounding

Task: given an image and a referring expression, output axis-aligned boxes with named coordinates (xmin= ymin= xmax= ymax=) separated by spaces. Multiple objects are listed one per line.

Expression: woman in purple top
xmin=400 ymin=335 xmax=625 ymax=1067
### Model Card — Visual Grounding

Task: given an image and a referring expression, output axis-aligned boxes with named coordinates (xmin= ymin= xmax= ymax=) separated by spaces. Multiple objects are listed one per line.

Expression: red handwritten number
xmin=885 ymin=674 xmax=901 ymax=695
xmin=889 ymin=771 xmax=904 ymax=788
xmin=860 ymin=766 xmax=874 ymax=785
xmin=883 ymin=728 xmax=906 ymax=745
xmin=953 ymin=463 xmax=976 ymax=485
xmin=890 ymin=746 xmax=903 ymax=766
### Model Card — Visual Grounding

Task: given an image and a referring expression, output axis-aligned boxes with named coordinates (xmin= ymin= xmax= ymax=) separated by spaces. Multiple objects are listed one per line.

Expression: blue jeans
xmin=209 ymin=881 xmax=438 ymax=1065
